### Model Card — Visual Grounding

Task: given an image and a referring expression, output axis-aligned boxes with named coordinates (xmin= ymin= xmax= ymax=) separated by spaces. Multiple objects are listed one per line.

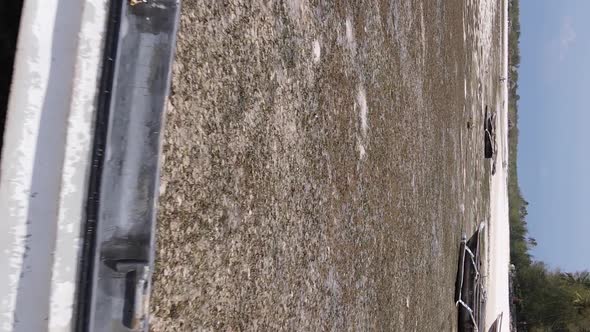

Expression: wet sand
xmin=151 ymin=0 xmax=503 ymax=330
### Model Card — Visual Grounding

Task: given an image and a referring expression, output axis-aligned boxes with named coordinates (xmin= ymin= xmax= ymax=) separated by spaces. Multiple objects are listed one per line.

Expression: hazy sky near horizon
xmin=519 ymin=0 xmax=590 ymax=272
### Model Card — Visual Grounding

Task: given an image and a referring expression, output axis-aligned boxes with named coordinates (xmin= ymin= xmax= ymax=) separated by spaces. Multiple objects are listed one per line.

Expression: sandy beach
xmin=484 ymin=0 xmax=511 ymax=330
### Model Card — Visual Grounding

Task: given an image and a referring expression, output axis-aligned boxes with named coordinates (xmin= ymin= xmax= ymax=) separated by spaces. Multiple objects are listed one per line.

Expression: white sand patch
xmin=357 ymin=85 xmax=368 ymax=137
xmin=346 ymin=18 xmax=353 ymax=43
xmin=358 ymin=142 xmax=366 ymax=159
xmin=313 ymin=39 xmax=321 ymax=63
xmin=345 ymin=17 xmax=356 ymax=54
xmin=463 ymin=14 xmax=466 ymax=43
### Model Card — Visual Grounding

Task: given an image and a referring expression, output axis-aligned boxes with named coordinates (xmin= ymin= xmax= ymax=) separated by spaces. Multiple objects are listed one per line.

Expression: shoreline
xmin=484 ymin=0 xmax=511 ymax=330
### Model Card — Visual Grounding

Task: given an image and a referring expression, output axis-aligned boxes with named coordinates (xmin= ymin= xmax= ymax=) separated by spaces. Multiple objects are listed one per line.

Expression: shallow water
xmin=151 ymin=1 xmax=503 ymax=330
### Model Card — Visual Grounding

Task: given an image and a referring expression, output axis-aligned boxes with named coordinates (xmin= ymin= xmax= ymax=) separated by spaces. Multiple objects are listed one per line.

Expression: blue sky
xmin=519 ymin=0 xmax=590 ymax=272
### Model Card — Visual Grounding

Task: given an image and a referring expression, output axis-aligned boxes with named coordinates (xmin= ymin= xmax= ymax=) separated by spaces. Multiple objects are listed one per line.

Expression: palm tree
xmin=560 ymin=272 xmax=590 ymax=286
xmin=572 ymin=291 xmax=590 ymax=314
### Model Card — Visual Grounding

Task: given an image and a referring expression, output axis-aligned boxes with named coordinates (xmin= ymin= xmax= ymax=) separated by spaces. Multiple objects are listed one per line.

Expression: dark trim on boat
xmin=75 ymin=0 xmax=124 ymax=330
xmin=76 ymin=1 xmax=179 ymax=331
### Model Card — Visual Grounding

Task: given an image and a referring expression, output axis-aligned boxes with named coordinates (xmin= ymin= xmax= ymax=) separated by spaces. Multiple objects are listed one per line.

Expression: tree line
xmin=507 ymin=0 xmax=590 ymax=330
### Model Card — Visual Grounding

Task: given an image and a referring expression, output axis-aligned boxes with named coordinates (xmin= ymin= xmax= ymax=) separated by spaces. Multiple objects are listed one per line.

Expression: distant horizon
xmin=519 ymin=0 xmax=590 ymax=272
